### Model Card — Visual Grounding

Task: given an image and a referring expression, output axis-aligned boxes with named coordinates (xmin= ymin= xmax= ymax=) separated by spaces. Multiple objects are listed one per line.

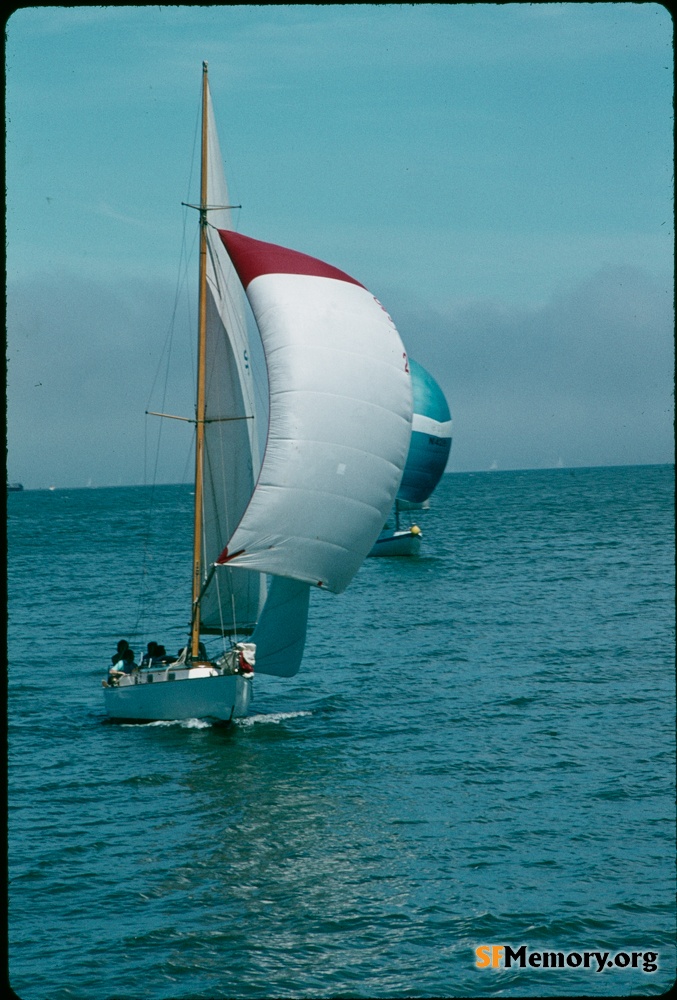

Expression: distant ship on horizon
xmin=7 ymin=482 xmax=24 ymax=492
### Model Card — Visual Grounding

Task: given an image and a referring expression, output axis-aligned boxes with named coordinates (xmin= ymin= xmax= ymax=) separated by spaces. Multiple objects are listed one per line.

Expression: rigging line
xmin=199 ymin=436 xmax=241 ymax=650
xmin=139 ymin=225 xmax=197 ymax=625
xmin=140 ymin=209 xmax=198 ymax=633
xmin=201 ymin=447 xmax=240 ymax=646
xmin=202 ymin=310 xmax=238 ymax=551
xmin=213 ymin=564 xmax=239 ymax=651
xmin=230 ymin=569 xmax=239 ymax=640
xmin=133 ymin=432 xmax=192 ymax=642
xmin=180 ymin=435 xmax=195 ymax=487
xmin=210 ymin=238 xmax=268 ymax=463
xmin=204 ymin=218 xmax=241 ymax=232
xmin=228 ymin=569 xmax=238 ymax=646
xmin=213 ymin=569 xmax=229 ymax=654
xmin=146 ymin=85 xmax=201 ymax=425
xmin=182 ymin=74 xmax=210 ymax=399
xmin=130 ymin=417 xmax=154 ymax=639
xmin=187 ymin=74 xmax=201 ymax=214
xmin=133 ymin=401 xmax=175 ymax=641
xmin=147 ymin=411 xmax=253 ymax=423
xmin=138 ymin=197 xmax=195 ymax=642
xmin=215 ymin=413 xmax=233 ymax=559
xmin=214 ymin=245 xmax=268 ymax=457
xmin=213 ymin=425 xmax=236 ymax=616
xmin=207 ymin=442 xmax=234 ymax=566
xmin=183 ymin=202 xmax=242 ymax=213
xmin=203 ymin=247 xmax=260 ymax=562
xmin=129 ymin=80 xmax=203 ymax=650
xmin=145 ymin=210 xmax=197 ymax=416
xmin=214 ymin=567 xmax=224 ymax=647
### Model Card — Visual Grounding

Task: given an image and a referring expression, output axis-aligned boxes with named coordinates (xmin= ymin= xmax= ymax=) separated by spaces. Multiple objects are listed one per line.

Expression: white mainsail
xmin=197 ymin=86 xmax=265 ymax=635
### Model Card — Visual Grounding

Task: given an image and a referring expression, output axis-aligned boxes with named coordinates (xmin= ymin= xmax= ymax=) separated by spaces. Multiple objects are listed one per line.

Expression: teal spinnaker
xmin=398 ymin=359 xmax=452 ymax=504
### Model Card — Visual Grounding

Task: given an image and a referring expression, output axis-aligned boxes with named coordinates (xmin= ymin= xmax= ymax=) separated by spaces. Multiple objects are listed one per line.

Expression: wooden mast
xmin=190 ymin=60 xmax=210 ymax=660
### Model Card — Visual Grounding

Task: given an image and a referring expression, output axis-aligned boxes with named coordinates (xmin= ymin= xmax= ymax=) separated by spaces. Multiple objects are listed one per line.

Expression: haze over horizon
xmin=6 ymin=4 xmax=674 ymax=491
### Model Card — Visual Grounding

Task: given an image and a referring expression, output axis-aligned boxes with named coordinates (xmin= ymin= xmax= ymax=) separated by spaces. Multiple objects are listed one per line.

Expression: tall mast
xmin=190 ymin=60 xmax=210 ymax=660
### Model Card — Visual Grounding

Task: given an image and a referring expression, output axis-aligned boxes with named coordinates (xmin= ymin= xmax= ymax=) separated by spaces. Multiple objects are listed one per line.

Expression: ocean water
xmin=7 ymin=465 xmax=675 ymax=999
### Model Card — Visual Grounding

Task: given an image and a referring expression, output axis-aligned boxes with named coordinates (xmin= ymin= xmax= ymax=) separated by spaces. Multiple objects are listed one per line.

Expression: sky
xmin=5 ymin=3 xmax=674 ymax=489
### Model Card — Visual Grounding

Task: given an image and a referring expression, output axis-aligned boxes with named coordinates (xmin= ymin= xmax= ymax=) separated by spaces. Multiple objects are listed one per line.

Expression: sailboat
xmin=369 ymin=358 xmax=452 ymax=556
xmin=103 ymin=63 xmax=413 ymax=723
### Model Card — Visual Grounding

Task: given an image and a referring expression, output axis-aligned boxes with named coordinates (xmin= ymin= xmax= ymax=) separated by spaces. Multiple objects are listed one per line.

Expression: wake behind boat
xmin=103 ymin=63 xmax=413 ymax=723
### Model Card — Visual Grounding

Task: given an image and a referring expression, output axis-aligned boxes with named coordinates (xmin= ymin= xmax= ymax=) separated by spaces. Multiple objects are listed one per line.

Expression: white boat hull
xmin=103 ymin=665 xmax=252 ymax=722
xmin=369 ymin=528 xmax=422 ymax=557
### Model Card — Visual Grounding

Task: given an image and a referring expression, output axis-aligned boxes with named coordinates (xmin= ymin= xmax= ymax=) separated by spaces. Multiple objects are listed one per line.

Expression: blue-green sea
xmin=7 ymin=465 xmax=676 ymax=998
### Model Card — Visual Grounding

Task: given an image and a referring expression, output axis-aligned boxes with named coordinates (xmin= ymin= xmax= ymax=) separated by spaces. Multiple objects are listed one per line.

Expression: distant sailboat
xmin=103 ymin=63 xmax=413 ymax=722
xmin=369 ymin=358 xmax=452 ymax=556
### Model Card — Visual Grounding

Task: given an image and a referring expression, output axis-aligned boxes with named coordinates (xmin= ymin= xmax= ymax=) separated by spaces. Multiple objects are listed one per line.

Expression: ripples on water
xmin=8 ymin=466 xmax=675 ymax=998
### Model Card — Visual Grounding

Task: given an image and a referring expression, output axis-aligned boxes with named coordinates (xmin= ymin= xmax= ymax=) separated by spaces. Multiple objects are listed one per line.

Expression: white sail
xmin=197 ymin=86 xmax=266 ymax=634
xmin=215 ymin=232 xmax=413 ymax=594
xmin=250 ymin=577 xmax=311 ymax=677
